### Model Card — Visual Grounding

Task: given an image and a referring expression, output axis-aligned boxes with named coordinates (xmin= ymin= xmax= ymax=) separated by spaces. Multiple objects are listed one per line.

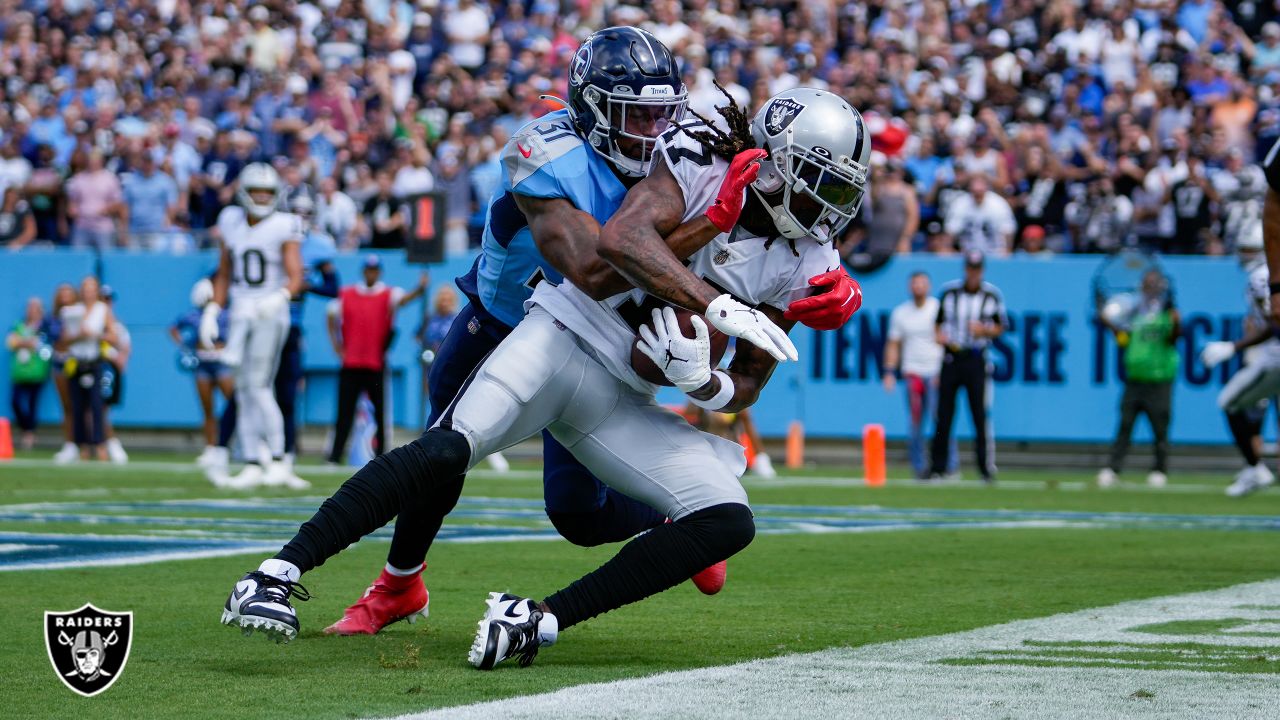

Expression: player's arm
xmin=282 ymin=240 xmax=304 ymax=299
xmin=1265 ymin=153 xmax=1280 ymax=324
xmin=397 ymin=272 xmax=429 ymax=309
xmin=518 ymin=193 xmax=720 ymax=301
xmin=211 ymin=244 xmax=231 ymax=308
xmin=308 ymin=260 xmax=339 ymax=298
xmin=687 ymin=306 xmax=795 ymax=413
xmin=599 ymin=158 xmax=722 ymax=313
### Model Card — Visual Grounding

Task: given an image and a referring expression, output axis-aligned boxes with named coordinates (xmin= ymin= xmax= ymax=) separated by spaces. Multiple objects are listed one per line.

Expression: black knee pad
xmin=408 ymin=428 xmax=472 ymax=480
xmin=678 ymin=502 xmax=756 ymax=559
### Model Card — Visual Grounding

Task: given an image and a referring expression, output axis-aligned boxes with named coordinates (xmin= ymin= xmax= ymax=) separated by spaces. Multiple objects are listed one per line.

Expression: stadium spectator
xmin=418 ymin=286 xmax=460 ymax=403
xmin=49 ymin=283 xmax=78 ymax=464
xmin=883 ymin=272 xmax=956 ymax=480
xmin=121 ymin=152 xmax=182 ymax=252
xmin=317 ymin=177 xmax=360 ymax=250
xmin=930 ymin=250 xmax=1008 ymax=482
xmin=361 ymin=171 xmax=408 ymax=249
xmin=65 ymin=151 xmax=123 ymax=251
xmin=57 ymin=276 xmax=115 ymax=463
xmin=99 ymin=285 xmax=130 ymax=465
xmin=7 ymin=297 xmax=51 ymax=450
xmin=326 ymin=257 xmax=427 ymax=464
xmin=943 ymin=176 xmax=1017 ymax=257
xmin=0 ymin=186 xmax=37 ymax=249
xmin=1097 ymin=270 xmax=1180 ymax=489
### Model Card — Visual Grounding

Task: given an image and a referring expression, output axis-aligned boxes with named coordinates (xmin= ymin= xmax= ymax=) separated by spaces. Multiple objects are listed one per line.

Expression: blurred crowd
xmin=0 ymin=0 xmax=1275 ymax=257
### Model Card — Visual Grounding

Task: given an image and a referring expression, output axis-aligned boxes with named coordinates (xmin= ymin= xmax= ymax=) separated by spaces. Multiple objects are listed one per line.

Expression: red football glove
xmin=704 ymin=148 xmax=767 ymax=233
xmin=784 ymin=267 xmax=863 ymax=331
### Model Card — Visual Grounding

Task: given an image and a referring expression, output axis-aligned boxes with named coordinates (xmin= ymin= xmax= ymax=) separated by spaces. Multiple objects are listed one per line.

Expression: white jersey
xmin=1244 ymin=260 xmax=1280 ymax=365
xmin=217 ymin=206 xmax=302 ymax=313
xmin=530 ymin=123 xmax=838 ymax=394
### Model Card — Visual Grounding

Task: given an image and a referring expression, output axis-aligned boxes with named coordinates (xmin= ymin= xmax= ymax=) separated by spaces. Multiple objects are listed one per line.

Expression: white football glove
xmin=636 ymin=307 xmax=713 ymax=393
xmin=198 ymin=302 xmax=222 ymax=348
xmin=704 ymin=294 xmax=798 ymax=362
xmin=255 ymin=288 xmax=292 ymax=320
xmin=1200 ymin=341 xmax=1236 ymax=369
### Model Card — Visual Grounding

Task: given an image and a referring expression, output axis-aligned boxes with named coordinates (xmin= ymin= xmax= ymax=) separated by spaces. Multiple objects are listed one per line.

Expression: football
xmin=631 ymin=305 xmax=731 ymax=386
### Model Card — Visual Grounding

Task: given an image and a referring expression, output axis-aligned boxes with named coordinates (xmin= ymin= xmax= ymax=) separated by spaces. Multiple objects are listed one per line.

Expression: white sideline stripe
xmin=388 ymin=578 xmax=1280 ymax=720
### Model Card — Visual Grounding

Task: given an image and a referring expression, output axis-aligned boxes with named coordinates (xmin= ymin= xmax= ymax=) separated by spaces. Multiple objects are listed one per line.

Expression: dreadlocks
xmin=681 ymin=81 xmax=800 ymax=256
xmin=682 ymin=80 xmax=754 ymax=162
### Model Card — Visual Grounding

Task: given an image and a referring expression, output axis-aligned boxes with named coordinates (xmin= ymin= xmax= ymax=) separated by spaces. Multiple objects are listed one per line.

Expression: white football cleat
xmin=751 ymin=452 xmax=777 ymax=479
xmin=1226 ymin=464 xmax=1272 ymax=498
xmin=221 ymin=571 xmax=310 ymax=643
xmin=53 ymin=442 xmax=79 ymax=465
xmin=469 ymin=592 xmax=557 ymax=670
xmin=263 ymin=461 xmax=311 ymax=490
xmin=1146 ymin=471 xmax=1167 ymax=488
xmin=224 ymin=463 xmax=266 ymax=490
xmin=196 ymin=445 xmax=221 ymax=468
xmin=486 ymin=451 xmax=511 ymax=473
xmin=1096 ymin=468 xmax=1117 ymax=488
xmin=106 ymin=437 xmax=129 ymax=465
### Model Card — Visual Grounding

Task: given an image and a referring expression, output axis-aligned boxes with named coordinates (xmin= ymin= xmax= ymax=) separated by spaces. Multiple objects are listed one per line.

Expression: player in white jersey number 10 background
xmin=200 ymin=163 xmax=307 ymax=490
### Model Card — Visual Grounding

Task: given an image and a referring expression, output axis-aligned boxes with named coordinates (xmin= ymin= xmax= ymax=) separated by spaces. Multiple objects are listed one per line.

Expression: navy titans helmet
xmin=565 ymin=27 xmax=687 ymax=177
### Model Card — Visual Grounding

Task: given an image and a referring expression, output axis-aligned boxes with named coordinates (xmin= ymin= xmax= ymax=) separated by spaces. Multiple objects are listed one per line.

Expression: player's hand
xmin=255 ymin=288 xmax=291 ymax=320
xmin=783 ymin=267 xmax=862 ymax=331
xmin=705 ymin=148 xmax=767 ymax=233
xmin=199 ymin=303 xmax=221 ymax=348
xmin=636 ymin=307 xmax=712 ymax=393
xmin=882 ymin=372 xmax=896 ymax=393
xmin=1200 ymin=341 xmax=1236 ymax=369
xmin=705 ymin=294 xmax=798 ymax=362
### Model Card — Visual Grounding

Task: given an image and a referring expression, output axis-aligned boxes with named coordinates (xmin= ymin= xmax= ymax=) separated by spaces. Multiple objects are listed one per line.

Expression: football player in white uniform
xmin=1202 ymin=221 xmax=1280 ymax=496
xmin=216 ymin=89 xmax=870 ymax=663
xmin=201 ymin=163 xmax=306 ymax=489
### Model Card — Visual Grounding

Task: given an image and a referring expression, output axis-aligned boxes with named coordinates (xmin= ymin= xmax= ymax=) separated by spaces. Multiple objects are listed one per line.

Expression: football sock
xmin=275 ymin=428 xmax=470 ymax=574
xmin=258 ymin=558 xmax=301 ymax=583
xmin=385 ymin=471 xmax=466 ymax=570
xmin=384 ymin=562 xmax=424 ymax=577
xmin=543 ymin=502 xmax=754 ymax=630
xmin=1227 ymin=411 xmax=1261 ymax=466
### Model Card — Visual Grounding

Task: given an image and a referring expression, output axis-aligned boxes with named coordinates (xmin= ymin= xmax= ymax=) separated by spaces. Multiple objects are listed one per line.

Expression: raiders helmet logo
xmin=570 ymin=44 xmax=592 ymax=86
xmin=764 ymin=98 xmax=806 ymax=136
xmin=45 ymin=604 xmax=133 ymax=697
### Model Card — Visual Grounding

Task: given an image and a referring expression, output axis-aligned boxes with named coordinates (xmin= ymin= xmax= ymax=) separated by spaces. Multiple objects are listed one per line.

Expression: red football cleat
xmin=691 ymin=560 xmax=727 ymax=595
xmin=323 ymin=567 xmax=430 ymax=635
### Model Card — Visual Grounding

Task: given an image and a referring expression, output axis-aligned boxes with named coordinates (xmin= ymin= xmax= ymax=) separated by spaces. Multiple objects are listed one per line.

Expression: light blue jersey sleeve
xmin=470 ymin=110 xmax=627 ymax=328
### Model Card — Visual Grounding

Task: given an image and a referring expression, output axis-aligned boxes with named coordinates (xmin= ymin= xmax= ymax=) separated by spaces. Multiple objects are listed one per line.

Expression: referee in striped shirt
xmin=930 ymin=249 xmax=1008 ymax=482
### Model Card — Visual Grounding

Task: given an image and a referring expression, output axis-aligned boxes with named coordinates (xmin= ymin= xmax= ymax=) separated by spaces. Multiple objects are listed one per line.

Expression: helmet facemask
xmin=581 ymin=84 xmax=687 ymax=177
xmin=751 ymin=127 xmax=868 ymax=243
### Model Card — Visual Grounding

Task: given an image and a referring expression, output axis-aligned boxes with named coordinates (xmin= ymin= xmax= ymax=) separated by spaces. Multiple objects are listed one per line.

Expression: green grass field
xmin=1 ymin=452 xmax=1278 ymax=719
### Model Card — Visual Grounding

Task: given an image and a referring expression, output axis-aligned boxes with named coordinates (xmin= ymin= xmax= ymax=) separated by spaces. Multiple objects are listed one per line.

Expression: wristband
xmin=1270 ymin=282 xmax=1280 ymax=296
xmin=689 ymin=370 xmax=734 ymax=411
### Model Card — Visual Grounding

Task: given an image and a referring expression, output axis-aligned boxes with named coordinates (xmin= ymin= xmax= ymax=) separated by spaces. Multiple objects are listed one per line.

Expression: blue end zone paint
xmin=1 ymin=497 xmax=1277 ymax=571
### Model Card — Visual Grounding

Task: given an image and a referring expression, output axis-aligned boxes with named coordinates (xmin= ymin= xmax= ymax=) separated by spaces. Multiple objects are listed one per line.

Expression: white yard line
xmin=388 ymin=578 xmax=1280 ymax=720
